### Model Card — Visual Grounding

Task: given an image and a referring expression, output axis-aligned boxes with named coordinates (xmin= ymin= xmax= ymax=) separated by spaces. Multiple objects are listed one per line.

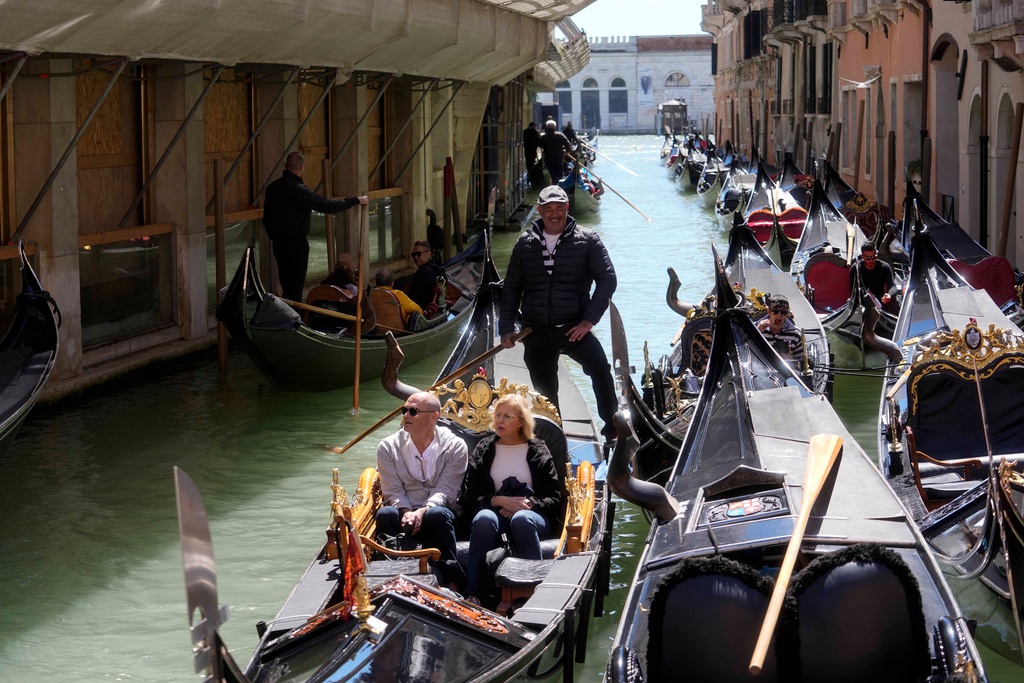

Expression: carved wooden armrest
xmin=359 ymin=535 xmax=440 ymax=574
xmin=914 ymin=450 xmax=984 ymax=479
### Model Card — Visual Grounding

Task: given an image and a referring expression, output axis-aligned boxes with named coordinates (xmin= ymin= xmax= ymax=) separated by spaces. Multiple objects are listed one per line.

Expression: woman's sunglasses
xmin=401 ymin=406 xmax=438 ymax=416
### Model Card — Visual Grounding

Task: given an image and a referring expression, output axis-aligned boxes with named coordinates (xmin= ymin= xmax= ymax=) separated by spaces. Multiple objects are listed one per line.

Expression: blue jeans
xmin=375 ymin=505 xmax=458 ymax=565
xmin=465 ymin=508 xmax=550 ymax=598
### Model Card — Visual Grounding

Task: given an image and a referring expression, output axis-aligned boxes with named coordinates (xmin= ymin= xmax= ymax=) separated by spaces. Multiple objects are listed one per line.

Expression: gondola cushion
xmin=784 ymin=544 xmax=929 ymax=682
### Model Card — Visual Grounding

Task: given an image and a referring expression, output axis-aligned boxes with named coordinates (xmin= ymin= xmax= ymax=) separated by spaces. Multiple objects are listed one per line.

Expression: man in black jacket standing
xmin=539 ymin=120 xmax=571 ymax=182
xmin=499 ymin=185 xmax=618 ymax=440
xmin=262 ymin=151 xmax=368 ymax=301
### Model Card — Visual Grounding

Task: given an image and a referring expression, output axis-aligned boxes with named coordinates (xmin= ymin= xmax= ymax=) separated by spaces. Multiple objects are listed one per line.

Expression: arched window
xmin=665 ymin=72 xmax=689 ymax=87
xmin=556 ymin=80 xmax=573 ymax=114
xmin=582 ymin=78 xmax=600 ymax=130
xmin=609 ymin=77 xmax=628 ymax=114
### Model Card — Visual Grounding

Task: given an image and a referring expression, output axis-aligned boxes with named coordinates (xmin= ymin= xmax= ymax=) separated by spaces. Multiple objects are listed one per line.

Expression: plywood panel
xmin=76 ymin=59 xmax=140 ymax=229
xmin=204 ymin=69 xmax=250 ymax=214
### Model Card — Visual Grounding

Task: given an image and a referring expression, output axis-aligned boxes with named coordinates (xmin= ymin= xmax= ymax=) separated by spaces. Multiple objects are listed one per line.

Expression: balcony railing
xmin=773 ymin=0 xmax=795 ymax=27
xmin=805 ymin=97 xmax=816 ymax=114
xmin=771 ymin=100 xmax=780 ymax=115
xmin=817 ymin=96 xmax=831 ymax=115
xmin=782 ymin=99 xmax=794 ymax=115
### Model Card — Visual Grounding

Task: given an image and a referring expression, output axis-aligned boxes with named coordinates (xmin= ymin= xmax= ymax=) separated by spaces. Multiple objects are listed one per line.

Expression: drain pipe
xmin=920 ymin=2 xmax=932 ymax=204
xmin=980 ymin=60 xmax=989 ymax=249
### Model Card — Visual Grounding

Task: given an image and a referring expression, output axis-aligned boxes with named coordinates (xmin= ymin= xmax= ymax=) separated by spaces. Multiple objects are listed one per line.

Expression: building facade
xmin=551 ymin=35 xmax=714 ymax=134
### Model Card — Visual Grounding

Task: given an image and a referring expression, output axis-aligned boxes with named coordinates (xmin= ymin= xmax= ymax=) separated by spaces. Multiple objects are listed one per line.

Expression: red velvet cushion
xmin=805 ymin=260 xmax=852 ymax=312
xmin=951 ymin=256 xmax=1017 ymax=307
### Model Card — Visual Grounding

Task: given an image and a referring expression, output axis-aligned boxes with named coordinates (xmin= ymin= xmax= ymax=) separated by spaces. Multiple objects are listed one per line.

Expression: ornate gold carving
xmin=907 ymin=322 xmax=1024 ymax=407
xmin=1001 ymin=459 xmax=1024 ymax=488
xmin=432 ymin=373 xmax=561 ymax=431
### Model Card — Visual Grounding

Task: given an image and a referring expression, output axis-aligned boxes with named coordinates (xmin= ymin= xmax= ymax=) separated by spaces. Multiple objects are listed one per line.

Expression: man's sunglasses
xmin=401 ymin=406 xmax=438 ymax=416
xmin=862 ymin=255 xmax=877 ymax=261
xmin=410 ymin=251 xmax=430 ymax=258
xmin=771 ymin=307 xmax=789 ymax=315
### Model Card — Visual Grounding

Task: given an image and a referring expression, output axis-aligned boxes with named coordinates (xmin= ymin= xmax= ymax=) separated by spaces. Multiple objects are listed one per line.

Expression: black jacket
xmin=409 ymin=261 xmax=446 ymax=309
xmin=461 ymin=434 xmax=565 ymax=530
xmin=540 ymin=130 xmax=571 ymax=160
xmin=262 ymin=170 xmax=359 ymax=239
xmin=499 ymin=217 xmax=616 ymax=335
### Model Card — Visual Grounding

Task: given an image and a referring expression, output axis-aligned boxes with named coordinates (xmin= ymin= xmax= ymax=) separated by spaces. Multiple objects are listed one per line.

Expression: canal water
xmin=0 ymin=135 xmax=1016 ymax=681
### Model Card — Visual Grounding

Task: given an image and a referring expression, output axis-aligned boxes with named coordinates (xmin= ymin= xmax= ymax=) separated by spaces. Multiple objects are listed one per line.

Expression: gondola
xmin=822 ymin=160 xmax=892 ymax=240
xmin=626 ymin=222 xmax=831 ymax=489
xmin=744 ymin=156 xmax=807 ymax=250
xmin=606 ymin=306 xmax=990 ymax=682
xmin=695 ymin=143 xmax=726 ymax=207
xmin=898 ymin=185 xmax=1021 ymax=316
xmin=0 ymin=243 xmax=61 ymax=456
xmin=776 ymin=152 xmax=812 ymax=210
xmin=681 ymin=136 xmax=706 ymax=190
xmin=560 ymin=161 xmax=602 ymax=216
xmin=715 ymin=162 xmax=756 ymax=230
xmin=217 ymin=233 xmax=497 ymax=392
xmin=791 ymin=179 xmax=901 ymax=368
xmin=878 ymin=230 xmax=1024 ymax=665
xmin=173 ymin=278 xmax=614 ymax=683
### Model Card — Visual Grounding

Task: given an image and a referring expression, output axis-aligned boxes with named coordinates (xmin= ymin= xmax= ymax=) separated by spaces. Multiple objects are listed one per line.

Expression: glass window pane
xmin=80 ymin=234 xmax=174 ymax=347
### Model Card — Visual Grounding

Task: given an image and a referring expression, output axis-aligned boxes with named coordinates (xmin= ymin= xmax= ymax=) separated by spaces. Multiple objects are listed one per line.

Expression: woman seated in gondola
xmin=460 ymin=394 xmax=564 ymax=605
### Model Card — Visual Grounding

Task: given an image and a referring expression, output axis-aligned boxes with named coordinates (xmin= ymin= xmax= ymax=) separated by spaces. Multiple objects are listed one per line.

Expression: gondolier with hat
xmin=499 ymin=185 xmax=619 ymax=441
xmin=756 ymin=294 xmax=805 ymax=365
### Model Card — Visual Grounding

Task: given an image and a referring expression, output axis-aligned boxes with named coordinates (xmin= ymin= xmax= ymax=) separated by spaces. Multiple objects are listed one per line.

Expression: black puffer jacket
xmin=499 ymin=217 xmax=616 ymax=334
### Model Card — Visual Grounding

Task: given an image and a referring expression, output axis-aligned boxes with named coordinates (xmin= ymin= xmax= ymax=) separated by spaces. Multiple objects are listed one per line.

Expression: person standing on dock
xmin=499 ymin=185 xmax=619 ymax=441
xmin=262 ymin=151 xmax=368 ymax=301
xmin=539 ymin=121 xmax=571 ymax=182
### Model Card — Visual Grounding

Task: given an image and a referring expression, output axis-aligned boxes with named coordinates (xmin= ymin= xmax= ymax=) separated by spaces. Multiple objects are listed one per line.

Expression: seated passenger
xmin=460 ymin=394 xmax=565 ymax=605
xmin=756 ymin=295 xmax=805 ymax=365
xmin=850 ymin=243 xmax=900 ymax=314
xmin=320 ymin=252 xmax=359 ymax=297
xmin=375 ymin=391 xmax=468 ymax=583
xmin=374 ymin=268 xmax=423 ymax=328
xmin=409 ymin=239 xmax=446 ymax=309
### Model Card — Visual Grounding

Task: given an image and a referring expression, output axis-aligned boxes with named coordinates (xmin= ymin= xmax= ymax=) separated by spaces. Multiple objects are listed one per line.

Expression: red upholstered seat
xmin=777 ymin=207 xmax=808 ymax=239
xmin=805 ymin=258 xmax=852 ymax=313
xmin=950 ymin=256 xmax=1017 ymax=307
xmin=746 ymin=209 xmax=775 ymax=244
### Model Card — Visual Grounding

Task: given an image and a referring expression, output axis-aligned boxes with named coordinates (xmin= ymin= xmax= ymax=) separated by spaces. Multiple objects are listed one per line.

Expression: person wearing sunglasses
xmin=407 ymin=239 xmax=447 ymax=310
xmin=756 ymin=295 xmax=805 ymax=365
xmin=849 ymin=243 xmax=900 ymax=314
xmin=375 ymin=391 xmax=468 ymax=583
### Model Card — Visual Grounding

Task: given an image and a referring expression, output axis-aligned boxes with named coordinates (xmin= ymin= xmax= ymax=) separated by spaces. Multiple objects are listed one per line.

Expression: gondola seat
xmin=646 ymin=556 xmax=780 ymax=682
xmin=950 ymin=255 xmax=1017 ymax=308
xmin=678 ymin=317 xmax=714 ymax=378
xmin=369 ymin=288 xmax=409 ymax=334
xmin=783 ymin=544 xmax=930 ymax=682
xmin=304 ymin=284 xmax=356 ymax=330
xmin=803 ymin=254 xmax=851 ymax=313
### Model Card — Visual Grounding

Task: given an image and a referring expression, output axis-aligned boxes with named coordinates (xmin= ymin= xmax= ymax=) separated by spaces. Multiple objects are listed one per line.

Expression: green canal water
xmin=0 ymin=135 xmax=1017 ymax=680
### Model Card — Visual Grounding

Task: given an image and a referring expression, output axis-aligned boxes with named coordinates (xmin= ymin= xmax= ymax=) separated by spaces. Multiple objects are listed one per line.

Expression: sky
xmin=571 ymin=0 xmax=706 ymax=39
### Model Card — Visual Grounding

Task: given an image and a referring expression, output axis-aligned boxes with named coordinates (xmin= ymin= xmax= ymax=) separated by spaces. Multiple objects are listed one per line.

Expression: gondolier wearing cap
xmin=756 ymin=295 xmax=805 ymax=365
xmin=499 ymin=185 xmax=619 ymax=441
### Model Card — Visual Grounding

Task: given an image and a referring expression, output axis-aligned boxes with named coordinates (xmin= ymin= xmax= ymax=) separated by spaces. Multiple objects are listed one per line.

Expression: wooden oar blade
xmin=749 ymin=434 xmax=843 ymax=675
xmin=801 ymin=434 xmax=844 ymax=504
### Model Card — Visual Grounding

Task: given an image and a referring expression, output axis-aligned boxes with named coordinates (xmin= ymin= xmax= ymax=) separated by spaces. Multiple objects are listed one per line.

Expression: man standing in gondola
xmin=757 ymin=295 xmax=805 ymax=366
xmin=262 ymin=151 xmax=368 ymax=302
xmin=850 ymin=243 xmax=900 ymax=314
xmin=539 ymin=120 xmax=572 ymax=183
xmin=376 ymin=391 xmax=468 ymax=583
xmin=499 ymin=185 xmax=619 ymax=442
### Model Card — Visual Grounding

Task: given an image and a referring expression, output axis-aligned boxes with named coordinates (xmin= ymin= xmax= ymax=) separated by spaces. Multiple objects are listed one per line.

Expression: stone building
xmin=551 ymin=35 xmax=714 ymax=134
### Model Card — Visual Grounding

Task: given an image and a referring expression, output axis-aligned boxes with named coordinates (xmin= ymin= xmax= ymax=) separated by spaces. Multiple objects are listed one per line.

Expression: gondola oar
xmin=565 ymin=153 xmax=651 ymax=222
xmin=749 ymin=433 xmax=843 ymax=675
xmin=280 ymin=298 xmax=403 ymax=335
xmin=579 ymin=141 xmax=639 ymax=177
xmin=330 ymin=328 xmax=532 ymax=456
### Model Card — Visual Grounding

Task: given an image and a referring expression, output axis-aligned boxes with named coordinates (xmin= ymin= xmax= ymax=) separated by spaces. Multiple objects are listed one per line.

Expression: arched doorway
xmin=967 ymin=94 xmax=983 ymax=246
xmin=581 ymin=77 xmax=600 ymax=131
xmin=995 ymin=93 xmax=1017 ymax=262
xmin=931 ymin=36 xmax=961 ymax=222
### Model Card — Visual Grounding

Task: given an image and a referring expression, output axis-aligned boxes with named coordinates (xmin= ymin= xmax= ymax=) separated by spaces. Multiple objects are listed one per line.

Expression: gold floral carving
xmin=908 ymin=323 xmax=1024 ymax=402
xmin=432 ymin=373 xmax=561 ymax=431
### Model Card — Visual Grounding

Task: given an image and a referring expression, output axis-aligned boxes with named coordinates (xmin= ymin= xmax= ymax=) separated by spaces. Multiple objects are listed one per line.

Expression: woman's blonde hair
xmin=493 ymin=393 xmax=534 ymax=440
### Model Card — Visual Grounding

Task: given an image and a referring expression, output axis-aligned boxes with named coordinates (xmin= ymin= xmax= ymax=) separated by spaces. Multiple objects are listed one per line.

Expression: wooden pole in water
xmin=853 ymin=99 xmax=865 ymax=191
xmin=323 ymin=159 xmax=336 ymax=269
xmin=215 ymin=158 xmax=228 ymax=373
xmin=997 ymin=101 xmax=1024 ymax=258
xmin=887 ymin=130 xmax=897 ymax=217
xmin=353 ymin=202 xmax=368 ymax=412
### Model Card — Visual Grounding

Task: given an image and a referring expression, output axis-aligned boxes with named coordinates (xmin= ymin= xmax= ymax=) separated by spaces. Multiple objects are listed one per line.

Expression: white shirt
xmin=405 ymin=432 xmax=440 ymax=483
xmin=490 ymin=443 xmax=532 ymax=492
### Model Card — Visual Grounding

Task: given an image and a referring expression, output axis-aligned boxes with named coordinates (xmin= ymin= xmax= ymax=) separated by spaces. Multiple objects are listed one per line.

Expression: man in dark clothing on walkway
xmin=523 ymin=122 xmax=544 ymax=188
xmin=850 ymin=243 xmax=899 ymax=314
xmin=262 ymin=151 xmax=367 ymax=301
xmin=498 ymin=185 xmax=618 ymax=441
xmin=539 ymin=121 xmax=571 ymax=182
